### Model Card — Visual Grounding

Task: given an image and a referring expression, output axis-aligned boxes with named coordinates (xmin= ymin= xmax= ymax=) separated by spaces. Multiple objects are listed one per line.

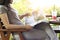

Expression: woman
xmin=0 ymin=0 xmax=58 ymax=40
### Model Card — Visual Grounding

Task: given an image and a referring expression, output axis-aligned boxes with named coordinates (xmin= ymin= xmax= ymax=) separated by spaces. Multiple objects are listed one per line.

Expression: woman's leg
xmin=22 ymin=29 xmax=50 ymax=40
xmin=12 ymin=29 xmax=50 ymax=40
xmin=34 ymin=22 xmax=58 ymax=40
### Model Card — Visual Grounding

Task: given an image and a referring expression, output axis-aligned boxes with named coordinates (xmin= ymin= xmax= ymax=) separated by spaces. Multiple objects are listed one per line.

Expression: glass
xmin=52 ymin=10 xmax=57 ymax=21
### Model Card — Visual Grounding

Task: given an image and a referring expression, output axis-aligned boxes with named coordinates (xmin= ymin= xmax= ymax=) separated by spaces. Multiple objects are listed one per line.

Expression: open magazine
xmin=24 ymin=16 xmax=48 ymax=27
xmin=29 ymin=20 xmax=48 ymax=27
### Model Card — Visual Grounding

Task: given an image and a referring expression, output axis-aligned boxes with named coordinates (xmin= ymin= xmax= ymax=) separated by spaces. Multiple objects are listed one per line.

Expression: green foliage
xmin=11 ymin=0 xmax=31 ymax=15
xmin=44 ymin=5 xmax=60 ymax=15
xmin=56 ymin=7 xmax=60 ymax=16
xmin=11 ymin=0 xmax=60 ymax=15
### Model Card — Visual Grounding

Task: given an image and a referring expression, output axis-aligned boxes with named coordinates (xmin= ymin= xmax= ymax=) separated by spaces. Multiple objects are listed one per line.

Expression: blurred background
xmin=10 ymin=0 xmax=60 ymax=40
xmin=11 ymin=0 xmax=60 ymax=15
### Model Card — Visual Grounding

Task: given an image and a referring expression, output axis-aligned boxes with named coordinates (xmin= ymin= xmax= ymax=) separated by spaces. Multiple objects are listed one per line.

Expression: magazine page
xmin=29 ymin=19 xmax=48 ymax=26
xmin=24 ymin=16 xmax=48 ymax=27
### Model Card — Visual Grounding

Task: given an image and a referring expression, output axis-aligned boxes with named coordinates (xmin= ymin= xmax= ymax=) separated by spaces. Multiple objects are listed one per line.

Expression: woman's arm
xmin=5 ymin=24 xmax=33 ymax=30
xmin=19 ymin=13 xmax=30 ymax=19
xmin=18 ymin=14 xmax=25 ymax=19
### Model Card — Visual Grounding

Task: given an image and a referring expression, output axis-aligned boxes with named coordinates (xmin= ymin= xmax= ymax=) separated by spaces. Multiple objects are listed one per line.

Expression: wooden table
xmin=49 ymin=21 xmax=60 ymax=33
xmin=49 ymin=21 xmax=60 ymax=25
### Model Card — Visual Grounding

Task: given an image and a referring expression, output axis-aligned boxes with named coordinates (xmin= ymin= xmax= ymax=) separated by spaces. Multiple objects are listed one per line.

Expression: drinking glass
xmin=52 ymin=10 xmax=57 ymax=21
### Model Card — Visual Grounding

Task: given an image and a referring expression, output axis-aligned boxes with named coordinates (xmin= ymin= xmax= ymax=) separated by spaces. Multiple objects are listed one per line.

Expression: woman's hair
xmin=0 ymin=0 xmax=11 ymax=5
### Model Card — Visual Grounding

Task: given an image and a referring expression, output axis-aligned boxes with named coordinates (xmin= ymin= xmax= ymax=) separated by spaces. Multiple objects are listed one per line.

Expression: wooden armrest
xmin=0 ymin=29 xmax=28 ymax=32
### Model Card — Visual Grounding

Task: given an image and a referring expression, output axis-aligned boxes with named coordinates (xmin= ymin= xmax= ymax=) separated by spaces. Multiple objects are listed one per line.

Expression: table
xmin=49 ymin=21 xmax=60 ymax=33
xmin=49 ymin=21 xmax=60 ymax=25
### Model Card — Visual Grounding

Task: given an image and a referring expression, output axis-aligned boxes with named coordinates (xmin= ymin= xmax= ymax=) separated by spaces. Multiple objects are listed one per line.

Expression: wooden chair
xmin=0 ymin=13 xmax=28 ymax=40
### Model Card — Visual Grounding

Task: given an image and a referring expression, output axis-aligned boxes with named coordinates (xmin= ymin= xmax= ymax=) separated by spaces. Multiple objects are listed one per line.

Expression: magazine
xmin=29 ymin=20 xmax=48 ymax=27
xmin=24 ymin=16 xmax=48 ymax=27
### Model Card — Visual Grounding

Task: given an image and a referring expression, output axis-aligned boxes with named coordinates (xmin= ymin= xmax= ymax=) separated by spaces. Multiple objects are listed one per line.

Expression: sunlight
xmin=13 ymin=0 xmax=60 ymax=10
xmin=12 ymin=0 xmax=60 ymax=14
xmin=28 ymin=0 xmax=60 ymax=10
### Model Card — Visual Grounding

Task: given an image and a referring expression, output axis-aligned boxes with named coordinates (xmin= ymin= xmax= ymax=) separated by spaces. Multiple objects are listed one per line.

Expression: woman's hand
xmin=24 ymin=13 xmax=31 ymax=16
xmin=19 ymin=13 xmax=31 ymax=19
xmin=25 ymin=25 xmax=33 ymax=30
